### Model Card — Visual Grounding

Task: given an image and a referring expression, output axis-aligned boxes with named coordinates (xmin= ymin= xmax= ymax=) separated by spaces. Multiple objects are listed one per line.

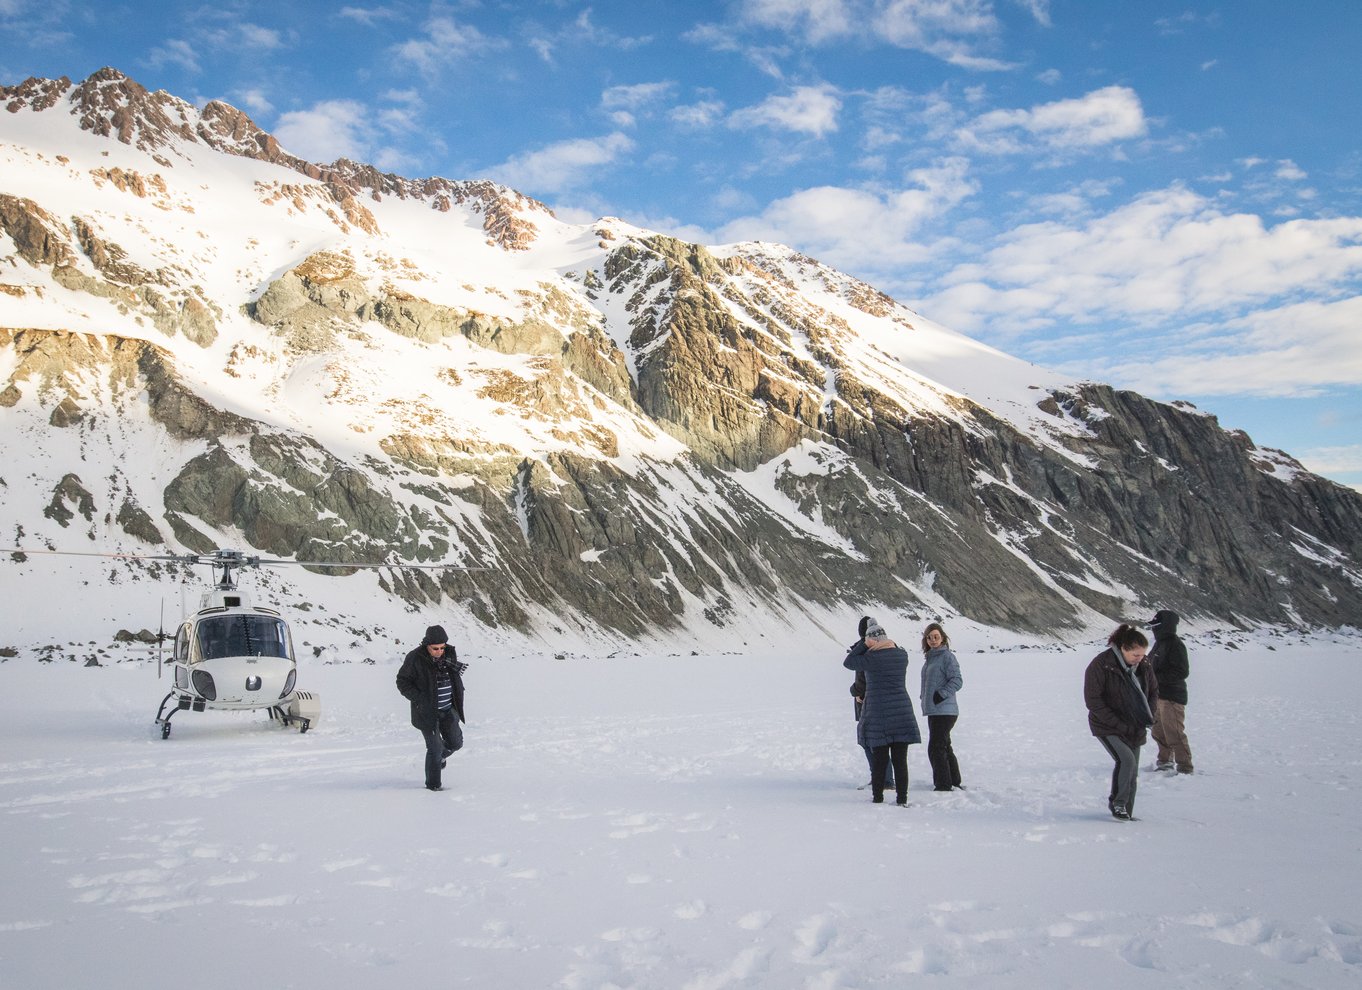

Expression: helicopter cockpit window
xmin=194 ymin=615 xmax=291 ymax=662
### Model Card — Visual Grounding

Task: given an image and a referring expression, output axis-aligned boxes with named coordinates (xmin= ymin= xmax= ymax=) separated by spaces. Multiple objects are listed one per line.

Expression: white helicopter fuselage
xmin=169 ymin=588 xmax=298 ymax=711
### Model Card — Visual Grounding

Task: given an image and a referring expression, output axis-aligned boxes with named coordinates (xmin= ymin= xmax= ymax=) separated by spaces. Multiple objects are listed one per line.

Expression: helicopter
xmin=2 ymin=545 xmax=478 ymax=739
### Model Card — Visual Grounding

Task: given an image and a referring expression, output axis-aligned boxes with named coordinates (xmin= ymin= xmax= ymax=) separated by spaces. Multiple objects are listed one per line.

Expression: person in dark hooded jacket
xmin=396 ymin=624 xmax=466 ymax=791
xmin=1148 ymin=609 xmax=1193 ymax=774
xmin=1084 ymin=624 xmax=1158 ymax=821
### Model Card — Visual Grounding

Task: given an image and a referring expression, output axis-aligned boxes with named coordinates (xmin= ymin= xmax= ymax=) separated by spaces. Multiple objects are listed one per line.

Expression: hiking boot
xmin=1111 ymin=804 xmax=1131 ymax=821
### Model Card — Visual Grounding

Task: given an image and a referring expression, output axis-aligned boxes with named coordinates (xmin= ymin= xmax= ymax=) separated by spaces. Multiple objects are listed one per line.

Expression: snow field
xmin=1 ymin=635 xmax=1360 ymax=988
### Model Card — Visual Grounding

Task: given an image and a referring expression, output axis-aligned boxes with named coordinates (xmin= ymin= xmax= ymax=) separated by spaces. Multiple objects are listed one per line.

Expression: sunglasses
xmin=428 ymin=645 xmax=447 ymax=651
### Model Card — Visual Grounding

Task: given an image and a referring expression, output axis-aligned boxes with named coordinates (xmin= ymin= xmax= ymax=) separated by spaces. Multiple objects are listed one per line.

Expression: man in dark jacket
xmin=1148 ymin=609 xmax=1193 ymax=774
xmin=396 ymin=624 xmax=466 ymax=791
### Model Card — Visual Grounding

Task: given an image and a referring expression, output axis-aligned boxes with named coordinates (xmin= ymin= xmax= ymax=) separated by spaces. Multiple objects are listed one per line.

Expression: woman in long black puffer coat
xmin=844 ymin=617 xmax=921 ymax=806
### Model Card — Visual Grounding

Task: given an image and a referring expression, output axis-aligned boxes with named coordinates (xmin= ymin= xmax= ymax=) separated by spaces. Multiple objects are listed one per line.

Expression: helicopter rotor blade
xmin=254 ymin=558 xmax=488 ymax=571
xmin=1 ymin=547 xmax=194 ymax=564
xmin=2 ymin=546 xmax=488 ymax=571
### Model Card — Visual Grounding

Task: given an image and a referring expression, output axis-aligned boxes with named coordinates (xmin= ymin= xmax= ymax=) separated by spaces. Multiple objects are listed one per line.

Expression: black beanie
xmin=421 ymin=625 xmax=449 ymax=647
xmin=858 ymin=615 xmax=871 ymax=638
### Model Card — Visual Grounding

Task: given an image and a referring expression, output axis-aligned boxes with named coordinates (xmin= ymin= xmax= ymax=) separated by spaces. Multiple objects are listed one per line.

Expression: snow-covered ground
xmin=3 ymin=632 xmax=1361 ymax=989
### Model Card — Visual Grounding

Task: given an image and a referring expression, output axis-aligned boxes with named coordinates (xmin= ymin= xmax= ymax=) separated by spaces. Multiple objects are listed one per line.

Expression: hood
xmin=1150 ymin=610 xmax=1180 ymax=638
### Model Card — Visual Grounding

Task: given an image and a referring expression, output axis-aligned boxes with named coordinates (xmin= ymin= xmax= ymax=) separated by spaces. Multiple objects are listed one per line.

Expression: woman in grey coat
xmin=843 ymin=618 xmax=921 ymax=805
xmin=919 ymin=622 xmax=964 ymax=791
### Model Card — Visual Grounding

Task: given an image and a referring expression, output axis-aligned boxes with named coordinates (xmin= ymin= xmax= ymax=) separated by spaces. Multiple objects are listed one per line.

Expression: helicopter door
xmin=174 ymin=623 xmax=191 ymax=689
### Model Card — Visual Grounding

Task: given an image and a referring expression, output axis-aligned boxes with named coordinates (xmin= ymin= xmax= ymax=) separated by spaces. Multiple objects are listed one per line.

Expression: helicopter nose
xmin=246 ymin=676 xmax=262 ymax=692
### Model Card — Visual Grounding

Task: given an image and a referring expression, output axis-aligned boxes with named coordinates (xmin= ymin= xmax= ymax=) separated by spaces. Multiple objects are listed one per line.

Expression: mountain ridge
xmin=2 ymin=68 xmax=1359 ymax=654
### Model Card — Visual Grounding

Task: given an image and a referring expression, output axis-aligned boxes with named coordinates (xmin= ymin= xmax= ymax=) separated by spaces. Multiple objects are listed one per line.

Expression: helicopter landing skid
xmin=154 ymin=690 xmax=182 ymax=739
xmin=269 ymin=691 xmax=320 ymax=733
xmin=268 ymin=705 xmax=310 ymax=732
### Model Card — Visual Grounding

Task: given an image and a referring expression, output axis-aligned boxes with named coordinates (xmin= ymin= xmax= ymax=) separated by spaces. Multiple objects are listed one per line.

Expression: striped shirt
xmin=435 ymin=666 xmax=453 ymax=711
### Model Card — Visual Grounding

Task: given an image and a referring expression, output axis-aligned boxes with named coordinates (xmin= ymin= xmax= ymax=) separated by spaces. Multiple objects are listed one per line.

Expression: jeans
xmin=423 ymin=709 xmax=463 ymax=787
xmin=1098 ymin=735 xmax=1140 ymax=813
xmin=927 ymin=715 xmax=961 ymax=790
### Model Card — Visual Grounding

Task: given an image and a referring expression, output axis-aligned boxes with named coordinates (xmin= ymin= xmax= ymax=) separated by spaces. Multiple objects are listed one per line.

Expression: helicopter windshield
xmin=194 ymin=614 xmax=292 ymax=662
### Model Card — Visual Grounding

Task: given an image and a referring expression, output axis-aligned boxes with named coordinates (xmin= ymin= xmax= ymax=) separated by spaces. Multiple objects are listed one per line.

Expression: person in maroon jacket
xmin=1084 ymin=624 xmax=1158 ymax=821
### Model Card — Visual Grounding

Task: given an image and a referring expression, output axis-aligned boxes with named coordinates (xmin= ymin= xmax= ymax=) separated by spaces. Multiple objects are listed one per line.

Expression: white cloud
xmin=918 ymin=186 xmax=1362 ymax=397
xmin=602 ymin=82 xmax=675 ymax=126
xmin=737 ymin=0 xmax=856 ymax=42
xmin=1127 ymin=297 xmax=1362 ymax=400
xmin=729 ymin=85 xmax=842 ymax=137
xmin=1013 ymin=0 xmax=1051 ymax=27
xmin=670 ymin=100 xmax=727 ymax=129
xmin=233 ymin=88 xmax=274 ymax=116
xmin=232 ymin=23 xmax=285 ymax=51
xmin=148 ymin=38 xmax=201 ymax=74
xmin=1297 ymin=444 xmax=1362 ymax=479
xmin=338 ymin=6 xmax=401 ymax=26
xmin=958 ymin=85 xmax=1147 ymax=154
xmin=602 ymin=81 xmax=675 ymax=112
xmin=393 ymin=16 xmax=502 ymax=77
xmin=727 ymin=0 xmax=1016 ymax=69
xmin=874 ymin=0 xmax=1014 ymax=69
xmin=272 ymin=100 xmax=370 ymax=163
xmin=486 ymin=133 xmax=635 ymax=195
xmin=715 ymin=158 xmax=976 ymax=270
xmin=1276 ymin=159 xmax=1308 ymax=181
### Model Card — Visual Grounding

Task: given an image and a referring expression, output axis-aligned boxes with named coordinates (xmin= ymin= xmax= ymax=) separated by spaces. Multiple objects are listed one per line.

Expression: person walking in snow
xmin=849 ymin=615 xmax=893 ymax=792
xmin=1148 ymin=609 xmax=1194 ymax=774
xmin=919 ymin=622 xmax=964 ymax=791
xmin=1084 ymin=624 xmax=1158 ymax=821
xmin=396 ymin=624 xmax=466 ymax=791
xmin=844 ymin=618 xmax=920 ymax=806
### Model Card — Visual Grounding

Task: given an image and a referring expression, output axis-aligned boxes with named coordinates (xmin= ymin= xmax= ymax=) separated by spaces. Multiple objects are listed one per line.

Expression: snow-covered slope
xmin=3 ymin=631 xmax=1361 ymax=988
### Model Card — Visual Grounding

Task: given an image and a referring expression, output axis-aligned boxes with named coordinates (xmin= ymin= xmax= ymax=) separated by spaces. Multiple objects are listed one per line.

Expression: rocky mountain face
xmin=2 ymin=68 xmax=1360 ymax=650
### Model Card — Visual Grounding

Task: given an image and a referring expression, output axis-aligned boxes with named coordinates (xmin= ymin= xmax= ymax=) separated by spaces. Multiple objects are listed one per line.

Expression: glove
xmin=933 ymin=690 xmax=945 ymax=705
xmin=455 ymin=661 xmax=469 ymax=674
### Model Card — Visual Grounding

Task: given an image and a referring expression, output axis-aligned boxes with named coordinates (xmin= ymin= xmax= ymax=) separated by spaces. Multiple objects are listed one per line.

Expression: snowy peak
xmin=3 ymin=68 xmax=551 ymax=252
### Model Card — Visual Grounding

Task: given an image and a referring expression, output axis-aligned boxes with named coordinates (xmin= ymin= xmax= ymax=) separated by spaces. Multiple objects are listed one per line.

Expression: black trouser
xmin=870 ymin=743 xmax=909 ymax=803
xmin=927 ymin=715 xmax=961 ymax=790
xmin=862 ymin=743 xmax=894 ymax=787
xmin=423 ymin=709 xmax=463 ymax=787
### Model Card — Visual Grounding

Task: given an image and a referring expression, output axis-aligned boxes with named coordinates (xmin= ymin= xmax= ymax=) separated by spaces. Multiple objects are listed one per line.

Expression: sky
xmin=1 ymin=0 xmax=1360 ymax=489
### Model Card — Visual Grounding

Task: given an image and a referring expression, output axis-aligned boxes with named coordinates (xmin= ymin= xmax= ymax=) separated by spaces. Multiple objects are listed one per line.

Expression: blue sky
xmin=3 ymin=0 xmax=1361 ymax=488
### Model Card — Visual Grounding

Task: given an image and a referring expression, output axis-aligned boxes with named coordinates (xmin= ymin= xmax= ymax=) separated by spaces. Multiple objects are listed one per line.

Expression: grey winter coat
xmin=844 ymin=642 xmax=922 ymax=748
xmin=920 ymin=646 xmax=963 ymax=716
